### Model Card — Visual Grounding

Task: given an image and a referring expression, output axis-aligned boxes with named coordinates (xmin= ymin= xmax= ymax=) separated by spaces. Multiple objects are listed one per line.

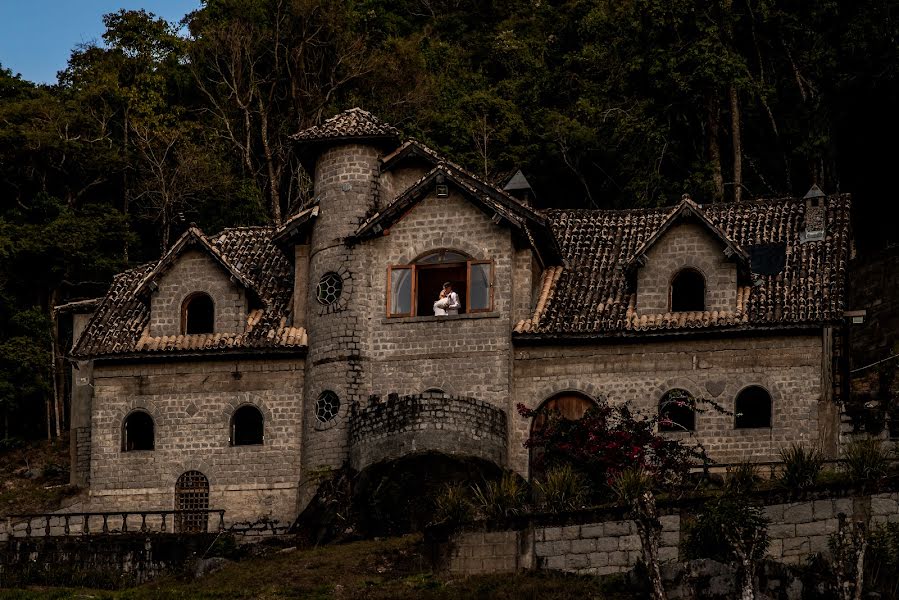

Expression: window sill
xmin=382 ymin=312 xmax=500 ymax=325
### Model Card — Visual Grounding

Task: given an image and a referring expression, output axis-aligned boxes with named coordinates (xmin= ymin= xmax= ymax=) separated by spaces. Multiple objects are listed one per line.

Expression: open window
xmin=387 ymin=250 xmax=493 ymax=317
xmin=659 ymin=389 xmax=696 ymax=432
xmin=231 ymin=405 xmax=264 ymax=446
xmin=122 ymin=410 xmax=154 ymax=451
xmin=182 ymin=292 xmax=214 ymax=334
xmin=734 ymin=386 xmax=772 ymax=429
xmin=670 ymin=268 xmax=705 ymax=312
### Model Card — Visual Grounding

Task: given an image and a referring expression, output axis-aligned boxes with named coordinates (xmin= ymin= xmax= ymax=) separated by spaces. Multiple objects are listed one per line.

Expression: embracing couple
xmin=433 ymin=282 xmax=460 ymax=316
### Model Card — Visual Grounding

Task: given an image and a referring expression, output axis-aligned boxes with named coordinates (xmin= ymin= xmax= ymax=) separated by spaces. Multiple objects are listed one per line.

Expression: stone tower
xmin=292 ymin=109 xmax=401 ymax=503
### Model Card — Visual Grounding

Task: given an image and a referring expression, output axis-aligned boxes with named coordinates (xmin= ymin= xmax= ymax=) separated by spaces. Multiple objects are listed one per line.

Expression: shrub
xmin=533 ymin=464 xmax=588 ymax=512
xmin=682 ymin=498 xmax=770 ymax=562
xmin=608 ymin=467 xmax=652 ymax=505
xmin=868 ymin=522 xmax=899 ymax=595
xmin=725 ymin=460 xmax=760 ymax=494
xmin=433 ymin=483 xmax=474 ymax=526
xmin=842 ymin=438 xmax=891 ymax=484
xmin=778 ymin=443 xmax=824 ymax=489
xmin=471 ymin=472 xmax=528 ymax=520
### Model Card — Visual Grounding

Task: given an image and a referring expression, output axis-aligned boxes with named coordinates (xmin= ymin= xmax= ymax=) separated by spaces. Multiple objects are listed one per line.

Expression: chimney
xmin=801 ymin=184 xmax=826 ymax=243
xmin=503 ymin=169 xmax=535 ymax=207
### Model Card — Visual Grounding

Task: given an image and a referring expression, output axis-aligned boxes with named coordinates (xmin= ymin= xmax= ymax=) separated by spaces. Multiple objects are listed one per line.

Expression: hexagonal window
xmin=316 ymin=272 xmax=343 ymax=306
xmin=315 ymin=390 xmax=341 ymax=423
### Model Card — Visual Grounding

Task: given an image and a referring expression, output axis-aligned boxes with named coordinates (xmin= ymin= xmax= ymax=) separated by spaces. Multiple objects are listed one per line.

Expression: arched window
xmin=387 ymin=249 xmax=493 ymax=317
xmin=175 ymin=470 xmax=209 ymax=533
xmin=122 ymin=410 xmax=154 ymax=451
xmin=529 ymin=392 xmax=596 ymax=479
xmin=659 ymin=389 xmax=696 ymax=432
xmin=670 ymin=269 xmax=705 ymax=312
xmin=230 ymin=405 xmax=264 ymax=446
xmin=734 ymin=386 xmax=772 ymax=429
xmin=181 ymin=292 xmax=214 ymax=334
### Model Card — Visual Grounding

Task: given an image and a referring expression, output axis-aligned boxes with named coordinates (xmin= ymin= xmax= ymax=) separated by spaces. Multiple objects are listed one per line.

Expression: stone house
xmin=66 ymin=108 xmax=853 ymax=528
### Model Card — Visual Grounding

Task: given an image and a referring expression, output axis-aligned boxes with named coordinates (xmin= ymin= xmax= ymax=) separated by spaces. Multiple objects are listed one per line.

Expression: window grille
xmin=315 ymin=391 xmax=340 ymax=423
xmin=316 ymin=272 xmax=343 ymax=305
xmin=175 ymin=471 xmax=209 ymax=533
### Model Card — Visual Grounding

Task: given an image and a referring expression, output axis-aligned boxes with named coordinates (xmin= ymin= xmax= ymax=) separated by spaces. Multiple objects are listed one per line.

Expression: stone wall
xmin=511 ymin=333 xmax=826 ymax=472
xmin=433 ymin=490 xmax=899 ymax=577
xmin=88 ymin=356 xmax=304 ymax=526
xmin=0 ymin=534 xmax=218 ymax=587
xmin=348 ymin=392 xmax=507 ymax=470
xmin=149 ymin=249 xmax=248 ymax=337
xmin=301 ymin=143 xmax=381 ymax=504
xmin=636 ymin=221 xmax=738 ymax=315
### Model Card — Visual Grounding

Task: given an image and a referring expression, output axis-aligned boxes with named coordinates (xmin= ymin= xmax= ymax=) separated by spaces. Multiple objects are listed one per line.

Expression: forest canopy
xmin=1 ymin=0 xmax=897 ymax=438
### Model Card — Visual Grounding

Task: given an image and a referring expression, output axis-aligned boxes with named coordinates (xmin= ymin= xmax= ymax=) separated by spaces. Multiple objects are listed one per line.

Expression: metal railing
xmin=2 ymin=509 xmax=226 ymax=539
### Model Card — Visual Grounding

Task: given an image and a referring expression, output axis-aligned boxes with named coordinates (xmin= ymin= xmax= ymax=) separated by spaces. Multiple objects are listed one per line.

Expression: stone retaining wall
xmin=433 ymin=490 xmax=899 ymax=576
xmin=348 ymin=393 xmax=507 ymax=470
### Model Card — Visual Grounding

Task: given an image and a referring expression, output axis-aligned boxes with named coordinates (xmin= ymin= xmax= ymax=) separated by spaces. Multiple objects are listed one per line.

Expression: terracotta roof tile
xmin=292 ymin=108 xmax=400 ymax=144
xmin=514 ymin=195 xmax=852 ymax=337
xmin=72 ymin=227 xmax=305 ymax=358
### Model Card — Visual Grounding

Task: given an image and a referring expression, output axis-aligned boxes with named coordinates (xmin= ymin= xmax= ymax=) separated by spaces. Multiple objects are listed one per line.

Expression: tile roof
xmin=514 ymin=194 xmax=852 ymax=337
xmin=361 ymin=140 xmax=562 ymax=265
xmin=72 ymin=227 xmax=305 ymax=359
xmin=292 ymin=108 xmax=400 ymax=144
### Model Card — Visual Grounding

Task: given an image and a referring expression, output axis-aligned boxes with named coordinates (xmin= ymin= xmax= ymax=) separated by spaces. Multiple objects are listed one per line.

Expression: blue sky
xmin=0 ymin=1 xmax=202 ymax=84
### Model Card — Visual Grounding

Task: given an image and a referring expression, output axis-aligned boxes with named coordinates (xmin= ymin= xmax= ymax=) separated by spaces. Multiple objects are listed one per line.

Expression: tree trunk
xmin=739 ymin=555 xmax=755 ymax=600
xmin=258 ymin=96 xmax=282 ymax=225
xmin=707 ymin=91 xmax=724 ymax=201
xmin=49 ymin=288 xmax=64 ymax=438
xmin=729 ymin=85 xmax=743 ymax=202
xmin=635 ymin=491 xmax=667 ymax=600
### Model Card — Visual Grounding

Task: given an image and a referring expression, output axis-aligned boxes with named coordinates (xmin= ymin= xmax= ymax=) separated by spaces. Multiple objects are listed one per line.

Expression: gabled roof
xmin=134 ymin=227 xmax=262 ymax=304
xmin=272 ymin=205 xmax=319 ymax=247
xmin=355 ymin=160 xmax=562 ymax=265
xmin=514 ymin=194 xmax=852 ymax=338
xmin=292 ymin=108 xmax=400 ymax=145
xmin=379 ymin=138 xmax=443 ymax=171
xmin=504 ymin=170 xmax=533 ymax=193
xmin=624 ymin=198 xmax=750 ymax=272
xmin=72 ymin=227 xmax=305 ymax=359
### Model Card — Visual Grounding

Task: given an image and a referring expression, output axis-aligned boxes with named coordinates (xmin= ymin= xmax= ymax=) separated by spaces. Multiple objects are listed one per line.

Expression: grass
xmin=0 ymin=535 xmax=630 ymax=600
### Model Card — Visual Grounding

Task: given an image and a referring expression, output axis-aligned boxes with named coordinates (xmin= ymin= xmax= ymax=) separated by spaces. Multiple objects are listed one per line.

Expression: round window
xmin=316 ymin=272 xmax=343 ymax=305
xmin=315 ymin=390 xmax=341 ymax=423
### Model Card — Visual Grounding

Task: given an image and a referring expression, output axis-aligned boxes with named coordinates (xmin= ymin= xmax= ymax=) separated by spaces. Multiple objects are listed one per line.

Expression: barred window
xmin=175 ymin=470 xmax=209 ymax=533
xmin=316 ymin=272 xmax=343 ymax=305
xmin=315 ymin=391 xmax=340 ymax=423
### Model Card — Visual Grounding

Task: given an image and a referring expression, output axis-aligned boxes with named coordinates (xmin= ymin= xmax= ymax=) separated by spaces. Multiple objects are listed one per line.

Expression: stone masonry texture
xmin=72 ymin=131 xmax=845 ymax=528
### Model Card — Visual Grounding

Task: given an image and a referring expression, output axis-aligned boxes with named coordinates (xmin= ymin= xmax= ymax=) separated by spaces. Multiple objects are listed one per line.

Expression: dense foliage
xmin=518 ymin=399 xmax=705 ymax=496
xmin=2 ymin=0 xmax=899 ymax=438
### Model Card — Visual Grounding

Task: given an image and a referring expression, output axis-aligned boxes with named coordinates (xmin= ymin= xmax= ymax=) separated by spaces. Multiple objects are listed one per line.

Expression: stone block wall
xmin=435 ymin=490 xmax=899 ymax=577
xmin=301 ymin=144 xmax=381 ymax=503
xmin=149 ymin=249 xmax=248 ymax=337
xmin=636 ymin=221 xmax=738 ymax=315
xmin=534 ymin=515 xmax=680 ymax=575
xmin=511 ymin=334 xmax=825 ymax=473
xmin=348 ymin=392 xmax=507 ymax=470
xmin=87 ymin=357 xmax=304 ymax=526
xmin=364 ymin=191 xmax=516 ymax=409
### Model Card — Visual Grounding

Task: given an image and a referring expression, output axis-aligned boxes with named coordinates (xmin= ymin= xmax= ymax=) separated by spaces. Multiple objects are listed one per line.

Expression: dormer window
xmin=670 ymin=268 xmax=705 ymax=312
xmin=182 ymin=292 xmax=215 ymax=334
xmin=387 ymin=250 xmax=493 ymax=317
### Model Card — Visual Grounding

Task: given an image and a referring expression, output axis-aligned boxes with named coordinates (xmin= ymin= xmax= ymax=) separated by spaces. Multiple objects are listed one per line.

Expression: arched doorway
xmin=175 ymin=470 xmax=209 ymax=533
xmin=529 ymin=392 xmax=596 ymax=479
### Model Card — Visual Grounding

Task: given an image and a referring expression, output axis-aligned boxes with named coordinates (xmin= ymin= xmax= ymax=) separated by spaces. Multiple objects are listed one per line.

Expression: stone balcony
xmin=348 ymin=392 xmax=507 ymax=471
